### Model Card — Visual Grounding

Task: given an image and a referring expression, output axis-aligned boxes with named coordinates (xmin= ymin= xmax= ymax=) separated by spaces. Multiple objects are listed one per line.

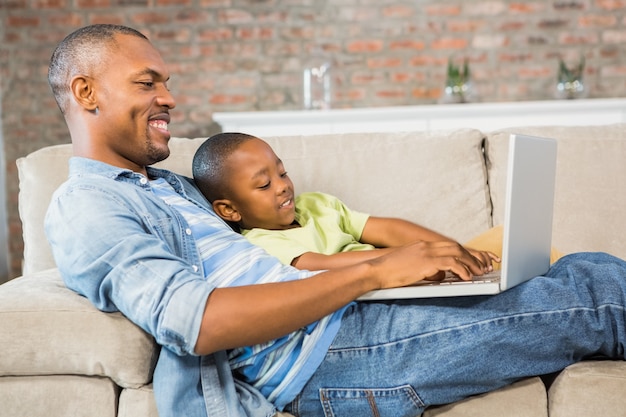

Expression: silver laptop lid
xmin=500 ymin=133 xmax=557 ymax=290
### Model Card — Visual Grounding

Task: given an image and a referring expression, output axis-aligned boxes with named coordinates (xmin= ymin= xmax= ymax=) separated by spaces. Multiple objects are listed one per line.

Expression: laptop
xmin=358 ymin=133 xmax=558 ymax=300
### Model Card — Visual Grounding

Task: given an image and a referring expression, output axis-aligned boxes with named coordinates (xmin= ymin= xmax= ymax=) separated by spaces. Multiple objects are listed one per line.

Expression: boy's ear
xmin=212 ymin=199 xmax=241 ymax=223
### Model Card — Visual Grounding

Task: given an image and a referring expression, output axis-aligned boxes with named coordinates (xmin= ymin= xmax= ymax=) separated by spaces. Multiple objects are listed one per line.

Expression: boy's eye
xmin=280 ymin=171 xmax=288 ymax=178
xmin=258 ymin=182 xmax=270 ymax=190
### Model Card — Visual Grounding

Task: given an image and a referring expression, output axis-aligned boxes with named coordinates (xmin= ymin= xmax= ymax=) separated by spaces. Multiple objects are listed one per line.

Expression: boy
xmin=192 ymin=132 xmax=500 ymax=272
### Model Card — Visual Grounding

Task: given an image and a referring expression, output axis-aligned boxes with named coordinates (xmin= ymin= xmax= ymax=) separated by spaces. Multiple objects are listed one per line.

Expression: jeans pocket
xmin=319 ymin=384 xmax=425 ymax=417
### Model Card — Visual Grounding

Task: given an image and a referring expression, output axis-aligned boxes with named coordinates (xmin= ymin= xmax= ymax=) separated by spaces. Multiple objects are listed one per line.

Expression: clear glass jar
xmin=303 ymin=49 xmax=332 ymax=110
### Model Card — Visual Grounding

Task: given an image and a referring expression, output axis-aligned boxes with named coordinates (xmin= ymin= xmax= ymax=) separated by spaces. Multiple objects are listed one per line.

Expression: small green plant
xmin=444 ymin=58 xmax=471 ymax=103
xmin=558 ymin=56 xmax=585 ymax=84
xmin=557 ymin=56 xmax=585 ymax=99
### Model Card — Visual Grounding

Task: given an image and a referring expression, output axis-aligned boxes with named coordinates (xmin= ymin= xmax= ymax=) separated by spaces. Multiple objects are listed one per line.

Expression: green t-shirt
xmin=242 ymin=192 xmax=374 ymax=266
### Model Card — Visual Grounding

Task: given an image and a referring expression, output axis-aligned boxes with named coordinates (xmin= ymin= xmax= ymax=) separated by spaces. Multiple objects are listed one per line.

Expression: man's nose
xmin=158 ymin=85 xmax=176 ymax=109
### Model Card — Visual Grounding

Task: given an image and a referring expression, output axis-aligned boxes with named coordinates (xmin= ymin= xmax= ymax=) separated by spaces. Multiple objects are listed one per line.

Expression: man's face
xmin=223 ymin=138 xmax=297 ymax=230
xmin=90 ymin=34 xmax=175 ymax=171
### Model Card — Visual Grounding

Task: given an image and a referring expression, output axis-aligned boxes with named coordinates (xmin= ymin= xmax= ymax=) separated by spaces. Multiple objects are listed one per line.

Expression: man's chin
xmin=146 ymin=147 xmax=170 ymax=166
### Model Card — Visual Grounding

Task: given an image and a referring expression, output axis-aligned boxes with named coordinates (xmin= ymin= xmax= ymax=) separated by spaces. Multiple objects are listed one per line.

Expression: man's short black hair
xmin=48 ymin=24 xmax=148 ymax=115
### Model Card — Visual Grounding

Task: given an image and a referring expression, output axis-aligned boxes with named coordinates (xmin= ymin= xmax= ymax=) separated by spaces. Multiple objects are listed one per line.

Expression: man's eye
xmin=140 ymin=82 xmax=154 ymax=87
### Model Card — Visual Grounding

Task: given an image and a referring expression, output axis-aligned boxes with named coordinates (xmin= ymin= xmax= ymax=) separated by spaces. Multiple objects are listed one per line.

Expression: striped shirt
xmin=150 ymin=178 xmax=348 ymax=408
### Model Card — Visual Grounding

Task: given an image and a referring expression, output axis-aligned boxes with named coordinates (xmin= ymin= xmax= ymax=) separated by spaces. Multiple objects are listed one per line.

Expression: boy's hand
xmin=467 ymin=248 xmax=501 ymax=273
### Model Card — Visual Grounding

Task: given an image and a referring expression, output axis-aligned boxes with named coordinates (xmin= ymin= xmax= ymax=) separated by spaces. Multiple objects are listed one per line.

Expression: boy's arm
xmin=289 ymin=216 xmax=450 ymax=270
xmin=360 ymin=216 xmax=500 ymax=270
xmin=291 ymin=248 xmax=394 ymax=270
xmin=292 ymin=217 xmax=498 ymax=271
xmin=360 ymin=216 xmax=454 ymax=247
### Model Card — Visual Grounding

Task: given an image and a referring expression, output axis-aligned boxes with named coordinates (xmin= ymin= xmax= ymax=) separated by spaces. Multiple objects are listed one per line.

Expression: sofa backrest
xmin=17 ymin=129 xmax=493 ymax=275
xmin=485 ymin=123 xmax=626 ymax=259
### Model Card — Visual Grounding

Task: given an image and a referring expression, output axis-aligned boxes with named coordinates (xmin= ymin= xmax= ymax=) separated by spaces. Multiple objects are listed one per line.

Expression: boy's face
xmin=220 ymin=138 xmax=297 ymax=230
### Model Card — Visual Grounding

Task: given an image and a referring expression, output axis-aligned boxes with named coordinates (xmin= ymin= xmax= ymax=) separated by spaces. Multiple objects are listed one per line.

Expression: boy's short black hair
xmin=192 ymin=132 xmax=256 ymax=202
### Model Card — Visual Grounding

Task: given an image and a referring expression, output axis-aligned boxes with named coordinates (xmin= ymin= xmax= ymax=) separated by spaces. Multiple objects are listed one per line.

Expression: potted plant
xmin=556 ymin=55 xmax=586 ymax=99
xmin=441 ymin=58 xmax=473 ymax=104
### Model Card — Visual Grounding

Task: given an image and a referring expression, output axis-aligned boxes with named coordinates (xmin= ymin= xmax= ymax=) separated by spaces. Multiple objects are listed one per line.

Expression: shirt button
xmin=192 ymin=265 xmax=199 ymax=272
xmin=185 ymin=228 xmax=192 ymax=235
xmin=139 ymin=177 xmax=148 ymax=185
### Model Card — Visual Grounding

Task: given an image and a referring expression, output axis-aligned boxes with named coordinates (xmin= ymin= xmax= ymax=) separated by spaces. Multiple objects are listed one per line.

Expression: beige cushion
xmin=118 ymin=385 xmax=158 ymax=417
xmin=17 ymin=139 xmax=207 ymax=275
xmin=486 ymin=124 xmax=626 ymax=259
xmin=116 ymin=382 xmax=296 ymax=417
xmin=0 ymin=268 xmax=157 ymax=388
xmin=260 ymin=129 xmax=492 ymax=243
xmin=19 ymin=130 xmax=492 ymax=275
xmin=424 ymin=377 xmax=547 ymax=417
xmin=17 ymin=144 xmax=71 ymax=275
xmin=548 ymin=360 xmax=626 ymax=417
xmin=0 ymin=375 xmax=118 ymax=417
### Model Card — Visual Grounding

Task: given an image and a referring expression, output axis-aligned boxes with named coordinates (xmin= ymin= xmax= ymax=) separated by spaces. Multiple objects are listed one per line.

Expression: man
xmin=46 ymin=24 xmax=626 ymax=417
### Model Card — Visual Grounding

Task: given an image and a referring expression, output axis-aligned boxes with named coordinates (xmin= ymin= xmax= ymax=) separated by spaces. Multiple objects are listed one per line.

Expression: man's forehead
xmin=109 ymin=35 xmax=169 ymax=77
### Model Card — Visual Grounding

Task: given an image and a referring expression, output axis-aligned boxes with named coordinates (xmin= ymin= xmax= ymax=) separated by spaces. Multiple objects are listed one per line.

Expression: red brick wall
xmin=1 ymin=0 xmax=626 ymax=279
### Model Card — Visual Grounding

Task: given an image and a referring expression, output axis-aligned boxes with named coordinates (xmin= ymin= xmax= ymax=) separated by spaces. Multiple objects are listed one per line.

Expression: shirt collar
xmin=68 ymin=156 xmax=186 ymax=193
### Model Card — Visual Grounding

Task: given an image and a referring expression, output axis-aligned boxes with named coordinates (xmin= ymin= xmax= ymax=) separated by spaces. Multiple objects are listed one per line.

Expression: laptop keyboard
xmin=415 ymin=270 xmax=501 ymax=286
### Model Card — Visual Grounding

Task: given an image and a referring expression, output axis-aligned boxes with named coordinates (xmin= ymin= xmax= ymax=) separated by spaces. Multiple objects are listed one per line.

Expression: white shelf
xmin=213 ymin=98 xmax=626 ymax=136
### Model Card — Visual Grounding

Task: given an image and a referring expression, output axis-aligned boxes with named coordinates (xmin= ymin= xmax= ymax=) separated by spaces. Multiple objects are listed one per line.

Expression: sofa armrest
xmin=0 ymin=269 xmax=158 ymax=388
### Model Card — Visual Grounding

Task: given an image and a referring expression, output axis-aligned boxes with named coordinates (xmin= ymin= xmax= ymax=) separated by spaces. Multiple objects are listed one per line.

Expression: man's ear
xmin=212 ymin=199 xmax=241 ymax=223
xmin=69 ymin=75 xmax=98 ymax=112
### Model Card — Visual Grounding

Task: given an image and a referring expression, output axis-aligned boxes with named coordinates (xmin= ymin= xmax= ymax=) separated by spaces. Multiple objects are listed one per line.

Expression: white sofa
xmin=2 ymin=124 xmax=626 ymax=417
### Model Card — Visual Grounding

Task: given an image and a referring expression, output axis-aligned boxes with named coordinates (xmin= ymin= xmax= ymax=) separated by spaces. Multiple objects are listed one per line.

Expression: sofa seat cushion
xmin=424 ymin=377 xmax=547 ymax=417
xmin=0 ymin=268 xmax=157 ymax=388
xmin=118 ymin=385 xmax=158 ymax=417
xmin=117 ymin=384 xmax=297 ymax=417
xmin=0 ymin=375 xmax=119 ymax=417
xmin=548 ymin=360 xmax=626 ymax=417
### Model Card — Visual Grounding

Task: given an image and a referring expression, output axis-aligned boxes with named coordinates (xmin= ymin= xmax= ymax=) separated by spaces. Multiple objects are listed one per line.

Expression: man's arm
xmin=194 ymin=239 xmax=485 ymax=355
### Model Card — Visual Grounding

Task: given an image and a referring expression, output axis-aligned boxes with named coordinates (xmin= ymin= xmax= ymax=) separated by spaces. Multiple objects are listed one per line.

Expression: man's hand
xmin=367 ymin=240 xmax=494 ymax=290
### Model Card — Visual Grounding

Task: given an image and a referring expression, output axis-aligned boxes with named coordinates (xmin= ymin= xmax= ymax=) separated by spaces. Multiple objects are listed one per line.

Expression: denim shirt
xmin=45 ymin=157 xmax=278 ymax=417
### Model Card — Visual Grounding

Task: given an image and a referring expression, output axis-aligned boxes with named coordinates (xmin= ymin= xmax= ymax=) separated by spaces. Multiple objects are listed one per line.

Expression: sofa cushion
xmin=118 ymin=385 xmax=158 ymax=417
xmin=17 ymin=138 xmax=208 ymax=275
xmin=0 ymin=268 xmax=157 ymax=388
xmin=548 ymin=360 xmax=626 ymax=417
xmin=0 ymin=375 xmax=118 ymax=417
xmin=258 ymin=129 xmax=492 ymax=243
xmin=20 ymin=130 xmax=492 ymax=275
xmin=485 ymin=124 xmax=626 ymax=259
xmin=424 ymin=377 xmax=548 ymax=417
xmin=17 ymin=144 xmax=71 ymax=275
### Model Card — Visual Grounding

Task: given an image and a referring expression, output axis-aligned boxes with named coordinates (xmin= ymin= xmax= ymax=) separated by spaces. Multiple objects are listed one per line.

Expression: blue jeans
xmin=285 ymin=252 xmax=626 ymax=417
